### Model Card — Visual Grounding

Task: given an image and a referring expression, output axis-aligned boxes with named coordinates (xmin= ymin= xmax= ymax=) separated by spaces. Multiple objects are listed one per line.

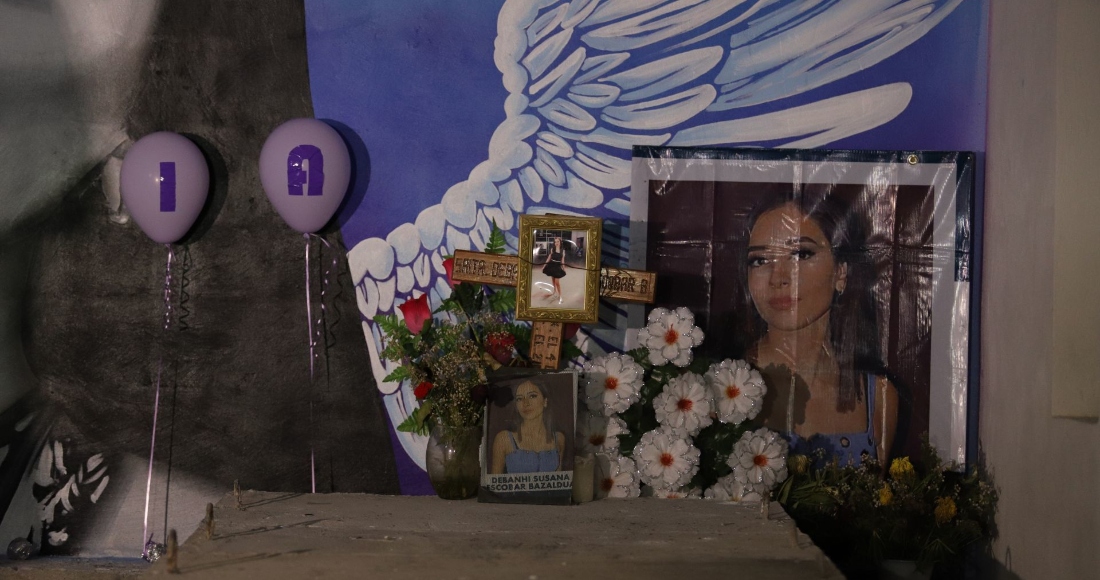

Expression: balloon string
xmin=304 ymin=235 xmax=316 ymax=494
xmin=142 ymin=244 xmax=173 ymax=559
xmin=178 ymin=246 xmax=192 ymax=331
xmin=304 ymin=234 xmax=337 ymax=494
xmin=310 ymin=234 xmax=338 ymax=352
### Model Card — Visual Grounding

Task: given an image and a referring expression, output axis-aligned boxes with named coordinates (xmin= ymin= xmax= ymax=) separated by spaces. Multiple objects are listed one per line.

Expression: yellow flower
xmin=935 ymin=496 xmax=957 ymax=524
xmin=889 ymin=457 xmax=915 ymax=479
xmin=788 ymin=454 xmax=810 ymax=476
xmin=878 ymin=484 xmax=893 ymax=506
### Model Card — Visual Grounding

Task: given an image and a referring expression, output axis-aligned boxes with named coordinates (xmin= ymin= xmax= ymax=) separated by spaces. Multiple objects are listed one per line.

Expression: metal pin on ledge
xmin=204 ymin=503 xmax=215 ymax=539
xmin=166 ymin=529 xmax=179 ymax=574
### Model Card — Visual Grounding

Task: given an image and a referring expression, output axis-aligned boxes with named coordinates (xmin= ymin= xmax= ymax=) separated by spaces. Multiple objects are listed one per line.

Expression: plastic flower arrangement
xmin=582 ymin=307 xmax=786 ymax=499
xmin=374 ymin=222 xmax=581 ymax=434
xmin=776 ymin=441 xmax=998 ymax=574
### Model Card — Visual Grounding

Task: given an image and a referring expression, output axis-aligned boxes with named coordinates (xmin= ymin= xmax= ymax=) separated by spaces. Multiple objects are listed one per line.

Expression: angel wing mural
xmin=305 ymin=0 xmax=983 ymax=490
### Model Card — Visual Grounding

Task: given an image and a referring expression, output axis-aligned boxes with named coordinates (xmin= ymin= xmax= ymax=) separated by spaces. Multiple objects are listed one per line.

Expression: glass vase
xmin=425 ymin=421 xmax=482 ymax=500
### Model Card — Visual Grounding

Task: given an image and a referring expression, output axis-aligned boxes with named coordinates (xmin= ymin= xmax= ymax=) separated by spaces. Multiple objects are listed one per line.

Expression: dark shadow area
xmin=176 ymin=133 xmax=229 ymax=246
xmin=22 ymin=3 xmax=400 ymax=540
xmin=322 ymin=119 xmax=371 ymax=235
xmin=786 ymin=516 xmax=998 ymax=580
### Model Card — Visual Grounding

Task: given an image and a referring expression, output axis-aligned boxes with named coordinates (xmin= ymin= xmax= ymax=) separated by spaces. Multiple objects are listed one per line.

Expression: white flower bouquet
xmin=580 ymin=307 xmax=789 ymax=500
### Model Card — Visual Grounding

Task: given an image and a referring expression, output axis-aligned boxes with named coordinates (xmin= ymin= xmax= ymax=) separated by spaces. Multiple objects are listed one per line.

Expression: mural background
xmin=0 ymin=0 xmax=990 ymax=555
xmin=305 ymin=0 xmax=989 ymax=493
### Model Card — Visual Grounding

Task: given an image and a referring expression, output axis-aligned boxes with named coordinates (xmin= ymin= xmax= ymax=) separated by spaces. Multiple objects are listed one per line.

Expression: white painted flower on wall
xmin=706 ymin=359 xmax=767 ymax=425
xmin=636 ymin=307 xmax=705 ymax=367
xmin=582 ymin=353 xmax=643 ymax=415
xmin=47 ymin=529 xmax=69 ymax=546
xmin=32 ymin=441 xmax=109 ymax=549
xmin=633 ymin=426 xmax=700 ymax=490
xmin=729 ymin=428 xmax=789 ymax=494
xmin=653 ymin=372 xmax=713 ymax=436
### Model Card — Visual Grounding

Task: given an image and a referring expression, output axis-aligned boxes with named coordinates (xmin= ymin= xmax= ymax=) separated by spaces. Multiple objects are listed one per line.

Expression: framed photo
xmin=478 ymin=370 xmax=577 ymax=505
xmin=516 ymin=214 xmax=602 ymax=324
xmin=631 ymin=147 xmax=977 ymax=467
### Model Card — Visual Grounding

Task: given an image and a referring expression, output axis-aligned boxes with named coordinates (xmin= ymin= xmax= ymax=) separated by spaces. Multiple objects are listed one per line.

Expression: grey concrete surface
xmin=0 ymin=557 xmax=145 ymax=580
xmin=130 ymin=491 xmax=842 ymax=579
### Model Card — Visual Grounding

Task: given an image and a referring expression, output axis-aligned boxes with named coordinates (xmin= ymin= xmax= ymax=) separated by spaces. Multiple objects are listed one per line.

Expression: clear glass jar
xmin=425 ymin=421 xmax=482 ymax=500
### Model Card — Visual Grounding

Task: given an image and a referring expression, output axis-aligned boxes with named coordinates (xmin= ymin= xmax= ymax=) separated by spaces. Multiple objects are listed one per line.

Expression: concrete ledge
xmin=138 ymin=490 xmax=841 ymax=579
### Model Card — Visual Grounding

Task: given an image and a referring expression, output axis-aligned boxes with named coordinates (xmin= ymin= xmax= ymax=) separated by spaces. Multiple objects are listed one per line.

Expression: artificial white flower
xmin=636 ymin=307 xmax=704 ymax=367
xmin=577 ymin=414 xmax=629 ymax=455
xmin=47 ymin=528 xmax=69 ymax=546
xmin=704 ymin=474 xmax=764 ymax=503
xmin=729 ymin=428 xmax=789 ymax=494
xmin=582 ymin=353 xmax=644 ymax=415
xmin=633 ymin=426 xmax=700 ymax=489
xmin=653 ymin=372 xmax=713 ymax=435
xmin=595 ymin=453 xmax=640 ymax=499
xmin=706 ymin=359 xmax=767 ymax=425
xmin=651 ymin=486 xmax=702 ymax=499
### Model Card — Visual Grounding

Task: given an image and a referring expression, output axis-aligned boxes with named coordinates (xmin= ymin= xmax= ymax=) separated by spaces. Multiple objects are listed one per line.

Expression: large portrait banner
xmin=630 ymin=147 xmax=976 ymax=466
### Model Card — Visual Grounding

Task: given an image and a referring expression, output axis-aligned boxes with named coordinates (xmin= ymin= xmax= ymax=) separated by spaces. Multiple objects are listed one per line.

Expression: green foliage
xmin=776 ymin=442 xmax=998 ymax=573
xmin=487 ymin=287 xmax=516 ymax=313
xmin=437 ymin=281 xmax=484 ymax=319
xmin=396 ymin=401 xmax=432 ymax=436
xmin=377 ymin=218 xmax=597 ymax=429
xmin=689 ymin=421 xmax=749 ymax=489
xmin=484 ymin=219 xmax=507 ymax=254
xmin=508 ymin=323 xmax=532 ymax=359
xmin=382 ymin=365 xmax=411 ymax=384
xmin=560 ymin=339 xmax=584 ymax=363
xmin=374 ymin=314 xmax=407 ymax=338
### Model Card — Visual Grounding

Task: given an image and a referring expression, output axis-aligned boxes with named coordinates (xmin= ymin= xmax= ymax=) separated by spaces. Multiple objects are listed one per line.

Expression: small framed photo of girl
xmin=516 ymin=214 xmax=602 ymax=324
xmin=479 ymin=370 xmax=577 ymax=505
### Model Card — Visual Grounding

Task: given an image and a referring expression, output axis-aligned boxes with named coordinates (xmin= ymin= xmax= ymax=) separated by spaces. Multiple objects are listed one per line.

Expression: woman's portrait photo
xmin=638 ymin=150 xmax=975 ymax=467
xmin=485 ymin=374 xmax=576 ymax=476
xmin=529 ymin=229 xmax=588 ymax=310
xmin=737 ymin=189 xmax=899 ymax=465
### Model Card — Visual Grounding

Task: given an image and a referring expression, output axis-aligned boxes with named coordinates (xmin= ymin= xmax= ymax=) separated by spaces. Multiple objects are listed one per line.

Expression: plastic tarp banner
xmin=631 ymin=147 xmax=975 ymax=465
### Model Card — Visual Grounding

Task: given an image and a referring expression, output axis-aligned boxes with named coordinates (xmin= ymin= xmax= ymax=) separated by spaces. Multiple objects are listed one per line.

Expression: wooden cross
xmin=450 ymin=249 xmax=657 ymax=369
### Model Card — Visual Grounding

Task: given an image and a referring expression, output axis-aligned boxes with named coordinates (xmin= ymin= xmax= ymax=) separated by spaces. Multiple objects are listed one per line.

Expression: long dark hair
xmin=512 ymin=380 xmax=557 ymax=445
xmin=740 ymin=187 xmax=883 ymax=412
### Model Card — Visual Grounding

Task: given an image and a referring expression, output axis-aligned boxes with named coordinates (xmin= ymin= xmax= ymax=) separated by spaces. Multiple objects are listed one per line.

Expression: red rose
xmin=563 ymin=323 xmax=581 ymax=340
xmin=443 ymin=257 xmax=456 ymax=288
xmin=485 ymin=331 xmax=516 ymax=365
xmin=470 ymin=384 xmax=489 ymax=405
xmin=398 ymin=294 xmax=432 ymax=335
xmin=414 ymin=381 xmax=433 ymax=399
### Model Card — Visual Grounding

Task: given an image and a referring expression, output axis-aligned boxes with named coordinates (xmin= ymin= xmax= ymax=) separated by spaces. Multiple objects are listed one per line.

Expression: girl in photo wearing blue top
xmin=490 ymin=380 xmax=565 ymax=474
xmin=742 ymin=191 xmax=899 ymax=465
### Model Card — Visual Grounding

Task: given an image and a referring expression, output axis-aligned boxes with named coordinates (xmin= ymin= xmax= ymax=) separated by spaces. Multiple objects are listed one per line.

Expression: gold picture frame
xmin=516 ymin=214 xmax=602 ymax=323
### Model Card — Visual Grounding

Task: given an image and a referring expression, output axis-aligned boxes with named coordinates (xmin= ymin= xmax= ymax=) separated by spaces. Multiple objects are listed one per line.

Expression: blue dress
xmin=504 ymin=432 xmax=560 ymax=473
xmin=786 ymin=372 xmax=879 ymax=466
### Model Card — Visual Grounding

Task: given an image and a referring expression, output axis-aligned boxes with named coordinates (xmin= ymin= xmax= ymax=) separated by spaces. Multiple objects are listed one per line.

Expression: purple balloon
xmin=120 ymin=132 xmax=210 ymax=244
xmin=259 ymin=119 xmax=351 ymax=233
